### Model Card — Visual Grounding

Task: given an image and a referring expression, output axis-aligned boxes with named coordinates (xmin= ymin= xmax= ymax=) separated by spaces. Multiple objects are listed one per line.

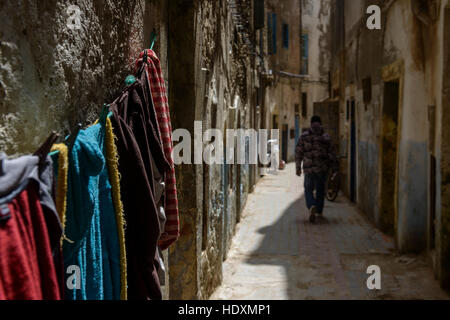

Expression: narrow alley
xmin=211 ymin=164 xmax=449 ymax=300
xmin=2 ymin=0 xmax=450 ymax=303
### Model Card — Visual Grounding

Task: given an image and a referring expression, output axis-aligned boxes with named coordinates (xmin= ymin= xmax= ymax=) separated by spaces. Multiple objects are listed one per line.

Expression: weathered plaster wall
xmin=330 ymin=0 xmax=450 ymax=288
xmin=306 ymin=0 xmax=449 ymax=286
xmin=333 ymin=0 xmax=429 ymax=254
xmin=436 ymin=0 xmax=450 ymax=289
xmin=168 ymin=0 xmax=256 ymax=300
xmin=0 ymin=0 xmax=178 ymax=299
xmin=200 ymin=0 xmax=255 ymax=299
xmin=167 ymin=0 xmax=201 ymax=300
xmin=382 ymin=0 xmax=429 ymax=252
xmin=0 ymin=0 xmax=154 ymax=155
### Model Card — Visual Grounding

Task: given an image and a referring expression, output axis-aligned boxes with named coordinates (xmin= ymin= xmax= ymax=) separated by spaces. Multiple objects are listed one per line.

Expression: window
xmin=282 ymin=23 xmax=289 ymax=48
xmin=301 ymin=93 xmax=307 ymax=117
xmin=362 ymin=77 xmax=372 ymax=104
xmin=301 ymin=34 xmax=309 ymax=74
xmin=254 ymin=0 xmax=265 ymax=30
xmin=272 ymin=13 xmax=277 ymax=54
xmin=267 ymin=13 xmax=277 ymax=54
xmin=273 ymin=114 xmax=279 ymax=129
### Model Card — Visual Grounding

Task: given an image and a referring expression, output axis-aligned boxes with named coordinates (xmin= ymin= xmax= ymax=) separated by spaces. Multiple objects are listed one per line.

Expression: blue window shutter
xmin=272 ymin=13 xmax=277 ymax=54
xmin=283 ymin=24 xmax=289 ymax=48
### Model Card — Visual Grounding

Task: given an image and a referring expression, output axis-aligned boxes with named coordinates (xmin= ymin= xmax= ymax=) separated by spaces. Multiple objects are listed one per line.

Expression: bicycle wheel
xmin=326 ymin=173 xmax=339 ymax=201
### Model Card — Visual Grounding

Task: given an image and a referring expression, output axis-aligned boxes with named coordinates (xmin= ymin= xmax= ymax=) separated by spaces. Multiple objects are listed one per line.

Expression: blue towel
xmin=61 ymin=122 xmax=121 ymax=300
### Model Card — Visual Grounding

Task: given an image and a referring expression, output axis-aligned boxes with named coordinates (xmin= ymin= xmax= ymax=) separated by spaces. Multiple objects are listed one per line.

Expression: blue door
xmin=295 ymin=115 xmax=300 ymax=145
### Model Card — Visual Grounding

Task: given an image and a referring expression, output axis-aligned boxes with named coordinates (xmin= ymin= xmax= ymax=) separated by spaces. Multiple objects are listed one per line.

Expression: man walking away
xmin=295 ymin=116 xmax=338 ymax=223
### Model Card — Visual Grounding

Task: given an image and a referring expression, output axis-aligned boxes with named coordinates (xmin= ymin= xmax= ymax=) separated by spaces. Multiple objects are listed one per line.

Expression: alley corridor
xmin=211 ymin=164 xmax=449 ymax=300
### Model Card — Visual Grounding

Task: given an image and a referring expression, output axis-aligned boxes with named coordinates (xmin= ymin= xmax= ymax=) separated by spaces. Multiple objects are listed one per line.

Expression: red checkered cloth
xmin=135 ymin=49 xmax=179 ymax=250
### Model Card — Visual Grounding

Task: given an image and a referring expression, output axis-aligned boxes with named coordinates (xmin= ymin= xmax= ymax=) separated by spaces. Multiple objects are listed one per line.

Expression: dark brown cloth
xmin=110 ymin=66 xmax=170 ymax=300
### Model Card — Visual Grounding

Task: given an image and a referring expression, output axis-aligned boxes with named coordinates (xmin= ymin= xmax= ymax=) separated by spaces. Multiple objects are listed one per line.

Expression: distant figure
xmin=268 ymin=139 xmax=280 ymax=175
xmin=295 ymin=116 xmax=338 ymax=223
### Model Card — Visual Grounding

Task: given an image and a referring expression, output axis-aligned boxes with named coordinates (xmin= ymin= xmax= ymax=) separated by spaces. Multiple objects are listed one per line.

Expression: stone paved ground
xmin=210 ymin=163 xmax=450 ymax=300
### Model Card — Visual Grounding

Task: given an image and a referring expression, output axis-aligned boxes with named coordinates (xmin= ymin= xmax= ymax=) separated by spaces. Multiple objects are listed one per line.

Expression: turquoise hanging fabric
xmin=58 ymin=121 xmax=122 ymax=300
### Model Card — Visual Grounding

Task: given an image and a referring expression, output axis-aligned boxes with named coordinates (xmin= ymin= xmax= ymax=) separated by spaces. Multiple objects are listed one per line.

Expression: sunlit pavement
xmin=210 ymin=163 xmax=449 ymax=300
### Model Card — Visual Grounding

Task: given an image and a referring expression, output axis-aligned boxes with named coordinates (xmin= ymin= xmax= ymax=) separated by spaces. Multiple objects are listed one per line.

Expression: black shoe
xmin=309 ymin=206 xmax=317 ymax=223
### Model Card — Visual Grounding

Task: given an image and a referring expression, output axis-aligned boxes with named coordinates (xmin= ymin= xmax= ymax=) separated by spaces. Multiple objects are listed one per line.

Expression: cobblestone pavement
xmin=210 ymin=163 xmax=449 ymax=300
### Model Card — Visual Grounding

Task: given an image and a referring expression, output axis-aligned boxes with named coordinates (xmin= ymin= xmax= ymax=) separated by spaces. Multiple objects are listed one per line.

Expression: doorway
xmin=429 ymin=154 xmax=436 ymax=250
xmin=439 ymin=6 xmax=450 ymax=288
xmin=380 ymin=81 xmax=400 ymax=235
xmin=282 ymin=124 xmax=288 ymax=162
xmin=236 ymin=113 xmax=242 ymax=223
xmin=350 ymin=99 xmax=357 ymax=203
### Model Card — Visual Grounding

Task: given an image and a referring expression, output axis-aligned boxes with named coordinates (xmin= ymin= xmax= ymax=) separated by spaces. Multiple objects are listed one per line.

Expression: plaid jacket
xmin=135 ymin=49 xmax=179 ymax=250
xmin=295 ymin=124 xmax=338 ymax=175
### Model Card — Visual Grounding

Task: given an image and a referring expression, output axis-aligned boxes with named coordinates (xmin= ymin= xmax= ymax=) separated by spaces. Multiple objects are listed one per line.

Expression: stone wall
xmin=0 ymin=0 xmax=301 ymax=299
xmin=167 ymin=0 xmax=257 ymax=300
xmin=0 ymin=0 xmax=156 ymax=155
xmin=0 ymin=0 xmax=175 ymax=298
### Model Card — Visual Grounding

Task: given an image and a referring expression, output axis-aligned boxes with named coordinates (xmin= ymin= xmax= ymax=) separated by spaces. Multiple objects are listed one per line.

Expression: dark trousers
xmin=304 ymin=172 xmax=327 ymax=214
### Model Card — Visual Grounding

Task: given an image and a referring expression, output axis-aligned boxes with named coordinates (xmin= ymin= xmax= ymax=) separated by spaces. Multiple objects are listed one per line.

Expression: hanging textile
xmin=110 ymin=63 xmax=171 ymax=300
xmin=103 ymin=117 xmax=127 ymax=300
xmin=135 ymin=49 xmax=179 ymax=250
xmin=50 ymin=144 xmax=68 ymax=235
xmin=0 ymin=153 xmax=63 ymax=300
xmin=56 ymin=119 xmax=125 ymax=300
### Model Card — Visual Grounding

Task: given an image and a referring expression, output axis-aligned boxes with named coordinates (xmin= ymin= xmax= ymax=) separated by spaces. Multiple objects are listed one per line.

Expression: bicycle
xmin=326 ymin=169 xmax=340 ymax=202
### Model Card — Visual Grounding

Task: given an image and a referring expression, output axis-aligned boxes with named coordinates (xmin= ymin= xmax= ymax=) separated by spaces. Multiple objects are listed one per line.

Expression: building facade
xmin=168 ymin=0 xmax=304 ymax=299
xmin=0 ymin=0 xmax=271 ymax=299
xmin=167 ymin=0 xmax=260 ymax=299
xmin=259 ymin=0 xmax=303 ymax=163
xmin=300 ymin=0 xmax=333 ymax=132
xmin=305 ymin=0 xmax=449 ymax=289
